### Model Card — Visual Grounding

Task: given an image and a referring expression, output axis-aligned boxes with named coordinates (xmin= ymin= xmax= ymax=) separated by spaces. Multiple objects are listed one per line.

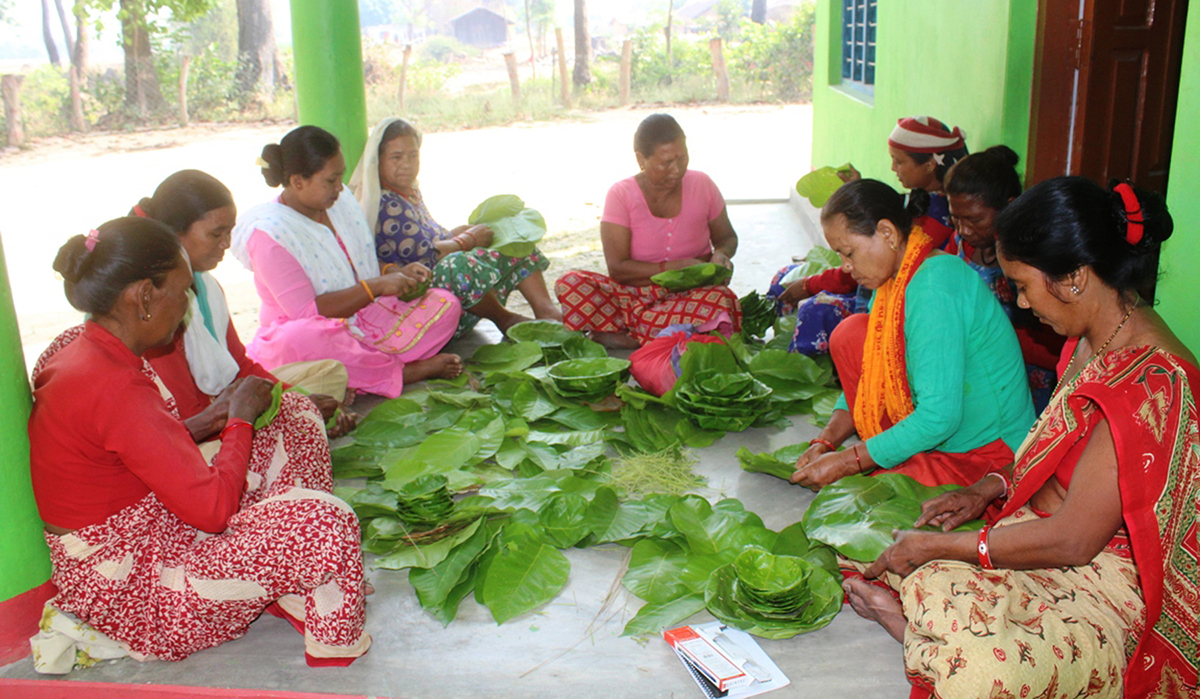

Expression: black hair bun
xmin=260 ymin=144 xmax=285 ymax=188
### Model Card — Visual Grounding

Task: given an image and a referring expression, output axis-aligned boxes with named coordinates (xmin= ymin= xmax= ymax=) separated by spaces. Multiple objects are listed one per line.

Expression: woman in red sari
xmin=843 ymin=177 xmax=1199 ymax=698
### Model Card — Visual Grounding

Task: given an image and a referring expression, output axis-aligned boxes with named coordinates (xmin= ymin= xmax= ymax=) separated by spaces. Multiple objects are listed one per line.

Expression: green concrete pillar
xmin=290 ymin=0 xmax=369 ymax=178
xmin=0 ymin=237 xmax=50 ymax=602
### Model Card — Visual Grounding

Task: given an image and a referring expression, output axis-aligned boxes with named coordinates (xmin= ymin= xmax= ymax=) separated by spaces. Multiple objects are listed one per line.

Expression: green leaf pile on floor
xmin=331 ymin=320 xmax=845 ymax=637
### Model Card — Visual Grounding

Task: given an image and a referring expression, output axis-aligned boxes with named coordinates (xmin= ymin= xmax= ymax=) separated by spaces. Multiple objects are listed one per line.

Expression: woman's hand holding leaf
xmin=228 ymin=376 xmax=274 ymax=423
xmin=710 ymin=249 xmax=733 ymax=270
xmin=466 ymin=224 xmax=493 ymax=248
xmin=864 ymin=529 xmax=934 ymax=579
xmin=790 ymin=449 xmax=862 ymax=490
xmin=779 ymin=279 xmax=811 ymax=306
xmin=913 ymin=478 xmax=1001 ymax=531
xmin=791 ymin=441 xmax=829 ymax=473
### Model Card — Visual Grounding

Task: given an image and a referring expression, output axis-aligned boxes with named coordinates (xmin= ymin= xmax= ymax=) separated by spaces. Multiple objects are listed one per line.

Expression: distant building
xmin=450 ymin=7 xmax=511 ymax=47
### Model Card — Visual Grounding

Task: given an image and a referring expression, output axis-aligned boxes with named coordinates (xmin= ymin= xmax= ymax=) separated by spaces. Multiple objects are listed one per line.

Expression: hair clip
xmin=84 ymin=229 xmax=100 ymax=252
xmin=131 ymin=204 xmax=148 ymax=218
xmin=255 ymin=156 xmax=270 ymax=169
xmin=1114 ymin=182 xmax=1144 ymax=245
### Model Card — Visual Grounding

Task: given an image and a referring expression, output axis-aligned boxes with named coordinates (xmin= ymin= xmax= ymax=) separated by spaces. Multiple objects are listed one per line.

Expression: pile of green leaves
xmin=739 ymin=291 xmax=776 ymax=341
xmin=329 ymin=321 xmax=842 ymax=633
xmin=506 ymin=320 xmax=585 ymax=364
xmin=650 ymin=262 xmax=733 ymax=291
xmin=467 ymin=194 xmax=547 ymax=257
xmin=619 ymin=499 xmax=840 ymax=637
xmin=547 ymin=357 xmax=631 ymax=402
xmin=705 ymin=546 xmax=843 ymax=638
xmin=801 ymin=473 xmax=986 ymax=561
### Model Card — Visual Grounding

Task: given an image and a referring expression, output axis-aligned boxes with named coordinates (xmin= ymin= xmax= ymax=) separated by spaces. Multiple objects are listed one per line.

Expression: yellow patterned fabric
xmin=853 ymin=226 xmax=936 ymax=439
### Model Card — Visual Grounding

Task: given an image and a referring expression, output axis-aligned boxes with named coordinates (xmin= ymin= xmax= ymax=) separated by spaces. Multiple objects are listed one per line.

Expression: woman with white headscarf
xmin=350 ymin=117 xmax=561 ymax=337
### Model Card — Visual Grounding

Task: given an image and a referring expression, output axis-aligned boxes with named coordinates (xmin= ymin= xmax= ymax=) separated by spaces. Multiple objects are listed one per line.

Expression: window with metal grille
xmin=841 ymin=0 xmax=876 ymax=89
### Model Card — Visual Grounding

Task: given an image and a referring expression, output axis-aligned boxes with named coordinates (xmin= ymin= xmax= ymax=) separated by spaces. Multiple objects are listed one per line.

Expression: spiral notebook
xmin=666 ymin=622 xmax=790 ymax=698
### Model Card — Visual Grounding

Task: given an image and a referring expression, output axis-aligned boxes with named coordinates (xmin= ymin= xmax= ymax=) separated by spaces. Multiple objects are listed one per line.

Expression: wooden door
xmin=1027 ymin=0 xmax=1188 ymax=194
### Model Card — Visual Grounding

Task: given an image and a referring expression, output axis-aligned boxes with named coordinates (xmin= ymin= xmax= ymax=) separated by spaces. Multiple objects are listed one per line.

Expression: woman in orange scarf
xmin=791 ymin=179 xmax=1035 ymax=489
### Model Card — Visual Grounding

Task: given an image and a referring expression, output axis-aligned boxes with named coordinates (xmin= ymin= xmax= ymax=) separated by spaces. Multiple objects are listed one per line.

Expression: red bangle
xmin=852 ymin=443 xmax=863 ymax=472
xmin=811 ymin=437 xmax=836 ymax=452
xmin=977 ymin=524 xmax=995 ymax=569
xmin=220 ymin=418 xmax=253 ymax=440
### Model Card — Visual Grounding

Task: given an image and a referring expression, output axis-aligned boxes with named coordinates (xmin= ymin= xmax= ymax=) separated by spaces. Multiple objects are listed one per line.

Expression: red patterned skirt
xmin=45 ymin=393 xmax=370 ymax=666
xmin=555 ymin=269 xmax=741 ymax=345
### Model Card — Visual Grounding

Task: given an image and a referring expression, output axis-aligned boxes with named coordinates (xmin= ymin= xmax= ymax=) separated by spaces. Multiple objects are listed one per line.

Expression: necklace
xmin=1053 ymin=301 xmax=1139 ymax=395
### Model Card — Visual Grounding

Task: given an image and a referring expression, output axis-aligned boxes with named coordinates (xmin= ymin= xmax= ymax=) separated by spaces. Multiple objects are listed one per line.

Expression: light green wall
xmin=812 ymin=0 xmax=1038 ymax=183
xmin=1154 ymin=1 xmax=1200 ymax=354
xmin=0 ymin=237 xmax=51 ymax=602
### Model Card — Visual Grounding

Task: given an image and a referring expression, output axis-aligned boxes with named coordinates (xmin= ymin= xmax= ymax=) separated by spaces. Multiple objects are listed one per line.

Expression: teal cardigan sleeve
xmin=863 ymin=260 xmax=968 ymax=468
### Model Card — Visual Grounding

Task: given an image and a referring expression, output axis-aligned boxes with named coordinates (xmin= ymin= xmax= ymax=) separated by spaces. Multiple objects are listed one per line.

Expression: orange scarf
xmin=853 ymin=226 xmax=936 ymax=439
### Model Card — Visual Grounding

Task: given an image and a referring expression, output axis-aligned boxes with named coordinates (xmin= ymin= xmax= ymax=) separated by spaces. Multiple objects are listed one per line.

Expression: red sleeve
xmin=225 ymin=320 xmax=280 ymax=384
xmin=804 ymin=267 xmax=857 ymax=295
xmin=98 ymin=378 xmax=252 ymax=533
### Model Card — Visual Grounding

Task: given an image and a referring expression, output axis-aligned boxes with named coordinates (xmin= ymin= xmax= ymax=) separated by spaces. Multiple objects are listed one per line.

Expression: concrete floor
xmin=0 ymin=203 xmax=910 ymax=697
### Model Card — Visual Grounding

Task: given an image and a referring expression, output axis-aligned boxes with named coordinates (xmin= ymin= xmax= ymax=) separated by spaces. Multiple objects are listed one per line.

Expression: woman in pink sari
xmin=843 ymin=177 xmax=1199 ymax=698
xmin=232 ymin=125 xmax=463 ymax=398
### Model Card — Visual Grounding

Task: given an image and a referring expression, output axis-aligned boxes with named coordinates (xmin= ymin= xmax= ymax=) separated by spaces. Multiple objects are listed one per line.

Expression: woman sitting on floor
xmin=770 ymin=115 xmax=968 ymax=355
xmin=127 ymin=170 xmax=355 ymax=437
xmin=232 ymin=125 xmax=463 ymax=399
xmin=944 ymin=146 xmax=1064 ymax=413
xmin=790 ymin=179 xmax=1035 ymax=490
xmin=29 ymin=218 xmax=370 ymax=668
xmin=555 ymin=113 xmax=741 ymax=348
xmin=843 ymin=176 xmax=1199 ymax=699
xmin=350 ymin=117 xmax=562 ymax=337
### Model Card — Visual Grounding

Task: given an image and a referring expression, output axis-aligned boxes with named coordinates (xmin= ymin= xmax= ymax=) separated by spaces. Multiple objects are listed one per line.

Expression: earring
xmin=142 ymin=313 xmax=152 ymax=321
xmin=1071 ymin=285 xmax=1081 ymax=295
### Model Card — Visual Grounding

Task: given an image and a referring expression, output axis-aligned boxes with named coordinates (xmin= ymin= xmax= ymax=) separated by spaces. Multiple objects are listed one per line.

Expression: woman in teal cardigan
xmin=791 ymin=179 xmax=1035 ymax=489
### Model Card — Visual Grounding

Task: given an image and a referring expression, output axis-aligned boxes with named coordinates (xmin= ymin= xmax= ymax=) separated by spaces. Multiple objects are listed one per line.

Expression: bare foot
xmin=364 ymin=580 xmax=375 ymax=596
xmin=844 ymin=578 xmax=907 ymax=642
xmin=590 ymin=331 xmax=641 ymax=349
xmin=402 ymin=354 xmax=463 ymax=383
xmin=496 ymin=312 xmax=534 ymax=335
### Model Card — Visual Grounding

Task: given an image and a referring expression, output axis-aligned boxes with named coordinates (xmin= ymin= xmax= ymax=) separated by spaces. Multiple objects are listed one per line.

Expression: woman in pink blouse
xmin=555 ymin=113 xmax=741 ymax=348
xmin=231 ymin=125 xmax=463 ymax=398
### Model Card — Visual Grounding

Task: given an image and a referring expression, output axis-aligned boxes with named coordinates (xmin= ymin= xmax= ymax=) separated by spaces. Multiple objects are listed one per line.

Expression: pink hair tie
xmin=84 ymin=229 xmax=99 ymax=252
xmin=1114 ymin=183 xmax=1144 ymax=245
xmin=131 ymin=204 xmax=148 ymax=218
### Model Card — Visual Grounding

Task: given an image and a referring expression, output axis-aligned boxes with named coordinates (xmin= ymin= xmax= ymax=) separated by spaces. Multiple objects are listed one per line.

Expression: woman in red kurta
xmin=842 ymin=177 xmax=1199 ymax=698
xmin=29 ymin=218 xmax=370 ymax=668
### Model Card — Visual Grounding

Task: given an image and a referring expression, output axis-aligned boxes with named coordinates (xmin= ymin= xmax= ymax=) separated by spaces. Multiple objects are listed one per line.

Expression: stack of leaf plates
xmin=547 ymin=357 xmax=631 ymax=401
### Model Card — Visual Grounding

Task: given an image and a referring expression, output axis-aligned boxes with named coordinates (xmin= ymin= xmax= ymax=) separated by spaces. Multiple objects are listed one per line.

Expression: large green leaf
xmin=747 ymin=349 xmax=833 ymax=401
xmin=669 ymin=497 xmax=776 ymax=556
xmin=795 ymin=166 xmax=852 ymax=208
xmin=621 ymin=594 xmax=706 ymax=637
xmin=469 ymin=341 xmax=544 ymax=373
xmin=623 ymin=539 xmax=691 ymax=603
xmin=538 ymin=492 xmax=591 ymax=548
xmin=478 ymin=530 xmax=571 ymax=623
xmin=412 ymin=429 xmax=484 ymax=469
xmin=526 ymin=428 xmax=611 ymax=447
xmin=650 ymin=263 xmax=733 ymax=291
xmin=736 ymin=443 xmax=809 ymax=480
xmin=801 ymin=473 xmax=982 ymax=561
xmin=409 ymin=520 xmax=495 ymax=611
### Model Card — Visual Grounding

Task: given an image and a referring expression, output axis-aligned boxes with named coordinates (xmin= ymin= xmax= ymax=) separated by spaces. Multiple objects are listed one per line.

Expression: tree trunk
xmin=397 ymin=44 xmax=412 ymax=112
xmin=524 ymin=0 xmax=536 ymax=78
xmin=120 ymin=0 xmax=166 ymax=115
xmin=504 ymin=52 xmax=521 ymax=115
xmin=751 ymin=0 xmax=767 ymax=24
xmin=556 ymin=27 xmax=570 ymax=108
xmin=2 ymin=75 xmax=25 ymax=147
xmin=41 ymin=0 xmax=61 ymax=66
xmin=69 ymin=65 xmax=85 ymax=131
xmin=709 ymin=38 xmax=729 ymax=102
xmin=178 ymin=55 xmax=191 ymax=125
xmin=53 ymin=0 xmax=75 ymax=60
xmin=73 ymin=2 xmax=89 ymax=77
xmin=665 ymin=0 xmax=673 ymax=72
xmin=236 ymin=0 xmax=278 ymax=104
xmin=619 ymin=39 xmax=632 ymax=106
xmin=572 ymin=0 xmax=591 ymax=87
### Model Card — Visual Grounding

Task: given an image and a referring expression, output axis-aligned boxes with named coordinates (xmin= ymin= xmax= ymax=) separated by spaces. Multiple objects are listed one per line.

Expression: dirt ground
xmin=0 ymin=103 xmax=813 ymax=365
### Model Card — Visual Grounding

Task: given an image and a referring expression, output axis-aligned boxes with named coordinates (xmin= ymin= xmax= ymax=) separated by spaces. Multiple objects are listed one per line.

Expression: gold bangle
xmin=382 ymin=263 xmax=399 ymax=275
xmin=360 ymin=280 xmax=375 ymax=302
